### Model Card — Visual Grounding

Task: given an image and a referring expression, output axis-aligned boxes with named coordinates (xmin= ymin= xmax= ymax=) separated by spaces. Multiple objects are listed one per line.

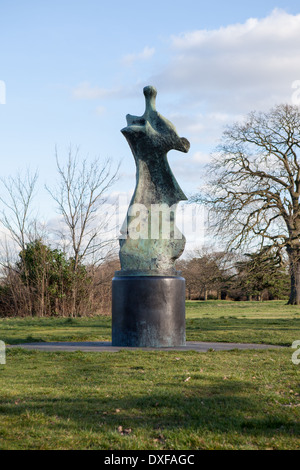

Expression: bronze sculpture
xmin=112 ymin=86 xmax=189 ymax=347
xmin=118 ymin=85 xmax=190 ymax=275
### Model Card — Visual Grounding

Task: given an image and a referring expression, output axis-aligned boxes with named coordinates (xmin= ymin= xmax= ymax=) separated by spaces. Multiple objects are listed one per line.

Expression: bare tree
xmin=232 ymin=248 xmax=290 ymax=301
xmin=194 ymin=104 xmax=300 ymax=304
xmin=0 ymin=169 xmax=39 ymax=251
xmin=47 ymin=147 xmax=119 ymax=269
xmin=177 ymin=247 xmax=231 ymax=300
xmin=0 ymin=169 xmax=40 ymax=315
xmin=46 ymin=147 xmax=119 ymax=315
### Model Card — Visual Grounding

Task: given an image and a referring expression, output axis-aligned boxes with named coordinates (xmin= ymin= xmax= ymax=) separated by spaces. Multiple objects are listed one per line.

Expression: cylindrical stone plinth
xmin=112 ymin=276 xmax=186 ymax=347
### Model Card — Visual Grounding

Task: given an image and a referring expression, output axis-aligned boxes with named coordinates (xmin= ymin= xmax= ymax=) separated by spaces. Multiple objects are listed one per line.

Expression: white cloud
xmin=171 ymin=10 xmax=300 ymax=50
xmin=154 ymin=9 xmax=300 ymax=114
xmin=72 ymin=82 xmax=121 ymax=100
xmin=121 ymin=46 xmax=155 ymax=66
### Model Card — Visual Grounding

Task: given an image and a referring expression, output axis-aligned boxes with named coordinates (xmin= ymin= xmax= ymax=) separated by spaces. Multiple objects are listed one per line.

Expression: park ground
xmin=0 ymin=300 xmax=299 ymax=450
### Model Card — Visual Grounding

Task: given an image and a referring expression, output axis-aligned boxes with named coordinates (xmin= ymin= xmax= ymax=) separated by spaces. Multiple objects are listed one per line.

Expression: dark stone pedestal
xmin=112 ymin=275 xmax=186 ymax=347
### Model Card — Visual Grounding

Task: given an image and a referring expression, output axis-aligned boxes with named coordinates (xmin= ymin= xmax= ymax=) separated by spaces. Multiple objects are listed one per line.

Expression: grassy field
xmin=186 ymin=300 xmax=300 ymax=346
xmin=0 ymin=300 xmax=299 ymax=450
xmin=1 ymin=300 xmax=299 ymax=346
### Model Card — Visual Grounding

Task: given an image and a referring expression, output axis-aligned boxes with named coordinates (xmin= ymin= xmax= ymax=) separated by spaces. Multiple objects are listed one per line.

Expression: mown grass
xmin=0 ymin=347 xmax=299 ymax=450
xmin=1 ymin=300 xmax=299 ymax=346
xmin=185 ymin=300 xmax=300 ymax=346
xmin=0 ymin=300 xmax=299 ymax=450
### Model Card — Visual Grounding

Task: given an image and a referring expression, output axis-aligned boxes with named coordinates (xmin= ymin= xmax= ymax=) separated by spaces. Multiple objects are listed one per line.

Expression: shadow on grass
xmin=1 ymin=374 xmax=298 ymax=446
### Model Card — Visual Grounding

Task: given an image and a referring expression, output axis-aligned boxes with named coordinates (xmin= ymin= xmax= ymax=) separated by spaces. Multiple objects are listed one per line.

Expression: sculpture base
xmin=112 ymin=275 xmax=186 ymax=347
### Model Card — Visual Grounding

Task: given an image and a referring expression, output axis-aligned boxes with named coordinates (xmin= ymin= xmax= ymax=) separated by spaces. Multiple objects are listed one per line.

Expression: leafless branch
xmin=46 ymin=146 xmax=120 ymax=269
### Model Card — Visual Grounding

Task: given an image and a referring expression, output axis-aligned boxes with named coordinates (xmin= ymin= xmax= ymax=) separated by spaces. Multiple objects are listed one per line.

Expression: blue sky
xmin=1 ymin=0 xmax=300 ymax=250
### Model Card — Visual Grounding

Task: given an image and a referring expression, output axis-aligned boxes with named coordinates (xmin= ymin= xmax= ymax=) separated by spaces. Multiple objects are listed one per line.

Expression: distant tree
xmin=194 ymin=104 xmax=300 ymax=304
xmin=234 ymin=248 xmax=290 ymax=301
xmin=89 ymin=256 xmax=120 ymax=314
xmin=178 ymin=248 xmax=231 ymax=300
xmin=0 ymin=169 xmax=39 ymax=251
xmin=0 ymin=239 xmax=119 ymax=317
xmin=0 ymin=169 xmax=40 ymax=314
xmin=18 ymin=240 xmax=71 ymax=316
xmin=16 ymin=239 xmax=92 ymax=317
xmin=46 ymin=147 xmax=119 ymax=315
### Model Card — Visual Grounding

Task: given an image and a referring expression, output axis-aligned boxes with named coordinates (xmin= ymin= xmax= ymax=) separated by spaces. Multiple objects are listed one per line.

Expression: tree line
xmin=178 ymin=247 xmax=289 ymax=302
xmin=1 ymin=102 xmax=300 ymax=315
xmin=194 ymin=104 xmax=300 ymax=304
xmin=0 ymin=147 xmax=120 ymax=317
xmin=0 ymin=239 xmax=289 ymax=317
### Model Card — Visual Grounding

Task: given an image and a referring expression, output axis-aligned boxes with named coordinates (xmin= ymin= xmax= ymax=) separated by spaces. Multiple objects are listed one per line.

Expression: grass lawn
xmin=1 ymin=300 xmax=299 ymax=346
xmin=0 ymin=300 xmax=299 ymax=450
xmin=186 ymin=300 xmax=300 ymax=346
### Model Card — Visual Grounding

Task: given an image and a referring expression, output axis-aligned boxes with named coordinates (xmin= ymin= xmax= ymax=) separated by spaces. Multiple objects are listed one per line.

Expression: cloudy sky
xmin=1 ymin=0 xmax=300 ymax=250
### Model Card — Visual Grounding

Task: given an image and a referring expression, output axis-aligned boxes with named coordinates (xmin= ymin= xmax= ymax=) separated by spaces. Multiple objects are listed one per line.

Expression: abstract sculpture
xmin=112 ymin=86 xmax=190 ymax=347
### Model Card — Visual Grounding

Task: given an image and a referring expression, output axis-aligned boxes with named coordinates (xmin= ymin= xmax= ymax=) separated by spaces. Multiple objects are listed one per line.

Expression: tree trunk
xmin=287 ymin=247 xmax=300 ymax=305
xmin=71 ymin=286 xmax=76 ymax=317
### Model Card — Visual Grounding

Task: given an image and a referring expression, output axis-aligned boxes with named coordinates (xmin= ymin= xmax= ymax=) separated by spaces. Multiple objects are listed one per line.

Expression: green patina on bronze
xmin=118 ymin=86 xmax=190 ymax=276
